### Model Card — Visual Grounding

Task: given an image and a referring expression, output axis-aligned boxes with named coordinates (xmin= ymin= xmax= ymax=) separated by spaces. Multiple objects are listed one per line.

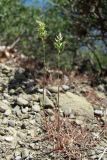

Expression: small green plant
xmin=54 ymin=32 xmax=65 ymax=106
xmin=36 ymin=20 xmax=47 ymax=67
xmin=36 ymin=20 xmax=47 ymax=106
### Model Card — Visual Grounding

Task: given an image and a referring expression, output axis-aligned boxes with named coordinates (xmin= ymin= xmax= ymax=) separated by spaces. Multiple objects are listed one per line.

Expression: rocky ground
xmin=0 ymin=59 xmax=107 ymax=160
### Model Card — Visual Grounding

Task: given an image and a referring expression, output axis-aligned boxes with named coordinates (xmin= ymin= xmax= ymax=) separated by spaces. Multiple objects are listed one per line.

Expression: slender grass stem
xmin=57 ymin=50 xmax=60 ymax=132
xmin=54 ymin=32 xmax=65 ymax=132
xmin=42 ymin=39 xmax=46 ymax=107
xmin=57 ymin=50 xmax=60 ymax=108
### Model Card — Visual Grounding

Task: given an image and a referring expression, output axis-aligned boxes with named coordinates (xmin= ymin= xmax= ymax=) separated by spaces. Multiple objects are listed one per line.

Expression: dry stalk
xmin=42 ymin=110 xmax=96 ymax=159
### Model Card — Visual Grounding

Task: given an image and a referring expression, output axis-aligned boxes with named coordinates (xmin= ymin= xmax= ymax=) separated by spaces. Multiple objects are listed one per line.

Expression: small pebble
xmin=4 ymin=136 xmax=14 ymax=142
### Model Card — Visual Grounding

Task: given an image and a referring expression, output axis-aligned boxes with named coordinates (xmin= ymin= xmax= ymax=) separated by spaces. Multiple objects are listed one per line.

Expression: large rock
xmin=58 ymin=92 xmax=94 ymax=120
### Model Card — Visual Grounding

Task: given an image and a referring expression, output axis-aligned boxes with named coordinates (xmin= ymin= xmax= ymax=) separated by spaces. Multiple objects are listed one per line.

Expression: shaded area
xmin=8 ymin=68 xmax=37 ymax=95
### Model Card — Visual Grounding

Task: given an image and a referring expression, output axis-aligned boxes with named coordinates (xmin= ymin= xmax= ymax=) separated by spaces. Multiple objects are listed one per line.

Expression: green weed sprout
xmin=36 ymin=20 xmax=47 ymax=67
xmin=54 ymin=32 xmax=65 ymax=107
xmin=36 ymin=20 xmax=47 ymax=106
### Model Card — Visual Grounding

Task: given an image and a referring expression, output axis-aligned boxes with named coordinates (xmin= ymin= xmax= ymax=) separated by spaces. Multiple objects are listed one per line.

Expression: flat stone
xmin=48 ymin=86 xmax=62 ymax=93
xmin=62 ymin=85 xmax=70 ymax=91
xmin=4 ymin=136 xmax=14 ymax=142
xmin=37 ymin=88 xmax=44 ymax=93
xmin=94 ymin=110 xmax=103 ymax=116
xmin=15 ymin=156 xmax=21 ymax=160
xmin=32 ymin=103 xmax=40 ymax=112
xmin=0 ymin=101 xmax=9 ymax=113
xmin=58 ymin=92 xmax=94 ymax=121
xmin=31 ymin=94 xmax=39 ymax=101
xmin=8 ymin=120 xmax=16 ymax=127
xmin=17 ymin=97 xmax=28 ymax=106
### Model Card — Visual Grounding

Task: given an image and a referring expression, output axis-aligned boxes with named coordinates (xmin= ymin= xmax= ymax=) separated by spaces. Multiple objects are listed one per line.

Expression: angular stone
xmin=40 ymin=95 xmax=54 ymax=108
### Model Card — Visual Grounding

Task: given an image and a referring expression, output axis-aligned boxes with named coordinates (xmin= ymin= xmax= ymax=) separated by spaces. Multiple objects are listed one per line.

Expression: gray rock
xmin=97 ymin=84 xmax=105 ymax=92
xmin=29 ymin=119 xmax=35 ymax=125
xmin=21 ymin=107 xmax=29 ymax=114
xmin=2 ymin=117 xmax=8 ymax=125
xmin=5 ymin=155 xmax=12 ymax=160
xmin=21 ymin=149 xmax=29 ymax=159
xmin=62 ymin=85 xmax=70 ymax=91
xmin=7 ymin=127 xmax=17 ymax=136
xmin=4 ymin=136 xmax=14 ymax=142
xmin=13 ymin=106 xmax=21 ymax=117
xmin=37 ymin=88 xmax=44 ymax=93
xmin=15 ymin=156 xmax=22 ymax=160
xmin=75 ymin=118 xmax=84 ymax=125
xmin=48 ymin=86 xmax=62 ymax=93
xmin=31 ymin=94 xmax=39 ymax=101
xmin=17 ymin=97 xmax=28 ymax=106
xmin=14 ymin=151 xmax=21 ymax=157
xmin=40 ymin=95 xmax=54 ymax=108
xmin=3 ymin=93 xmax=11 ymax=100
xmin=32 ymin=103 xmax=40 ymax=112
xmin=4 ymin=108 xmax=11 ymax=116
xmin=29 ymin=143 xmax=35 ymax=149
xmin=94 ymin=109 xmax=103 ymax=116
xmin=17 ymin=131 xmax=26 ymax=139
xmin=45 ymin=109 xmax=54 ymax=116
xmin=8 ymin=120 xmax=16 ymax=127
xmin=0 ymin=101 xmax=9 ymax=113
xmin=58 ymin=92 xmax=94 ymax=120
xmin=27 ymin=129 xmax=35 ymax=137
xmin=9 ymin=89 xmax=15 ymax=94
